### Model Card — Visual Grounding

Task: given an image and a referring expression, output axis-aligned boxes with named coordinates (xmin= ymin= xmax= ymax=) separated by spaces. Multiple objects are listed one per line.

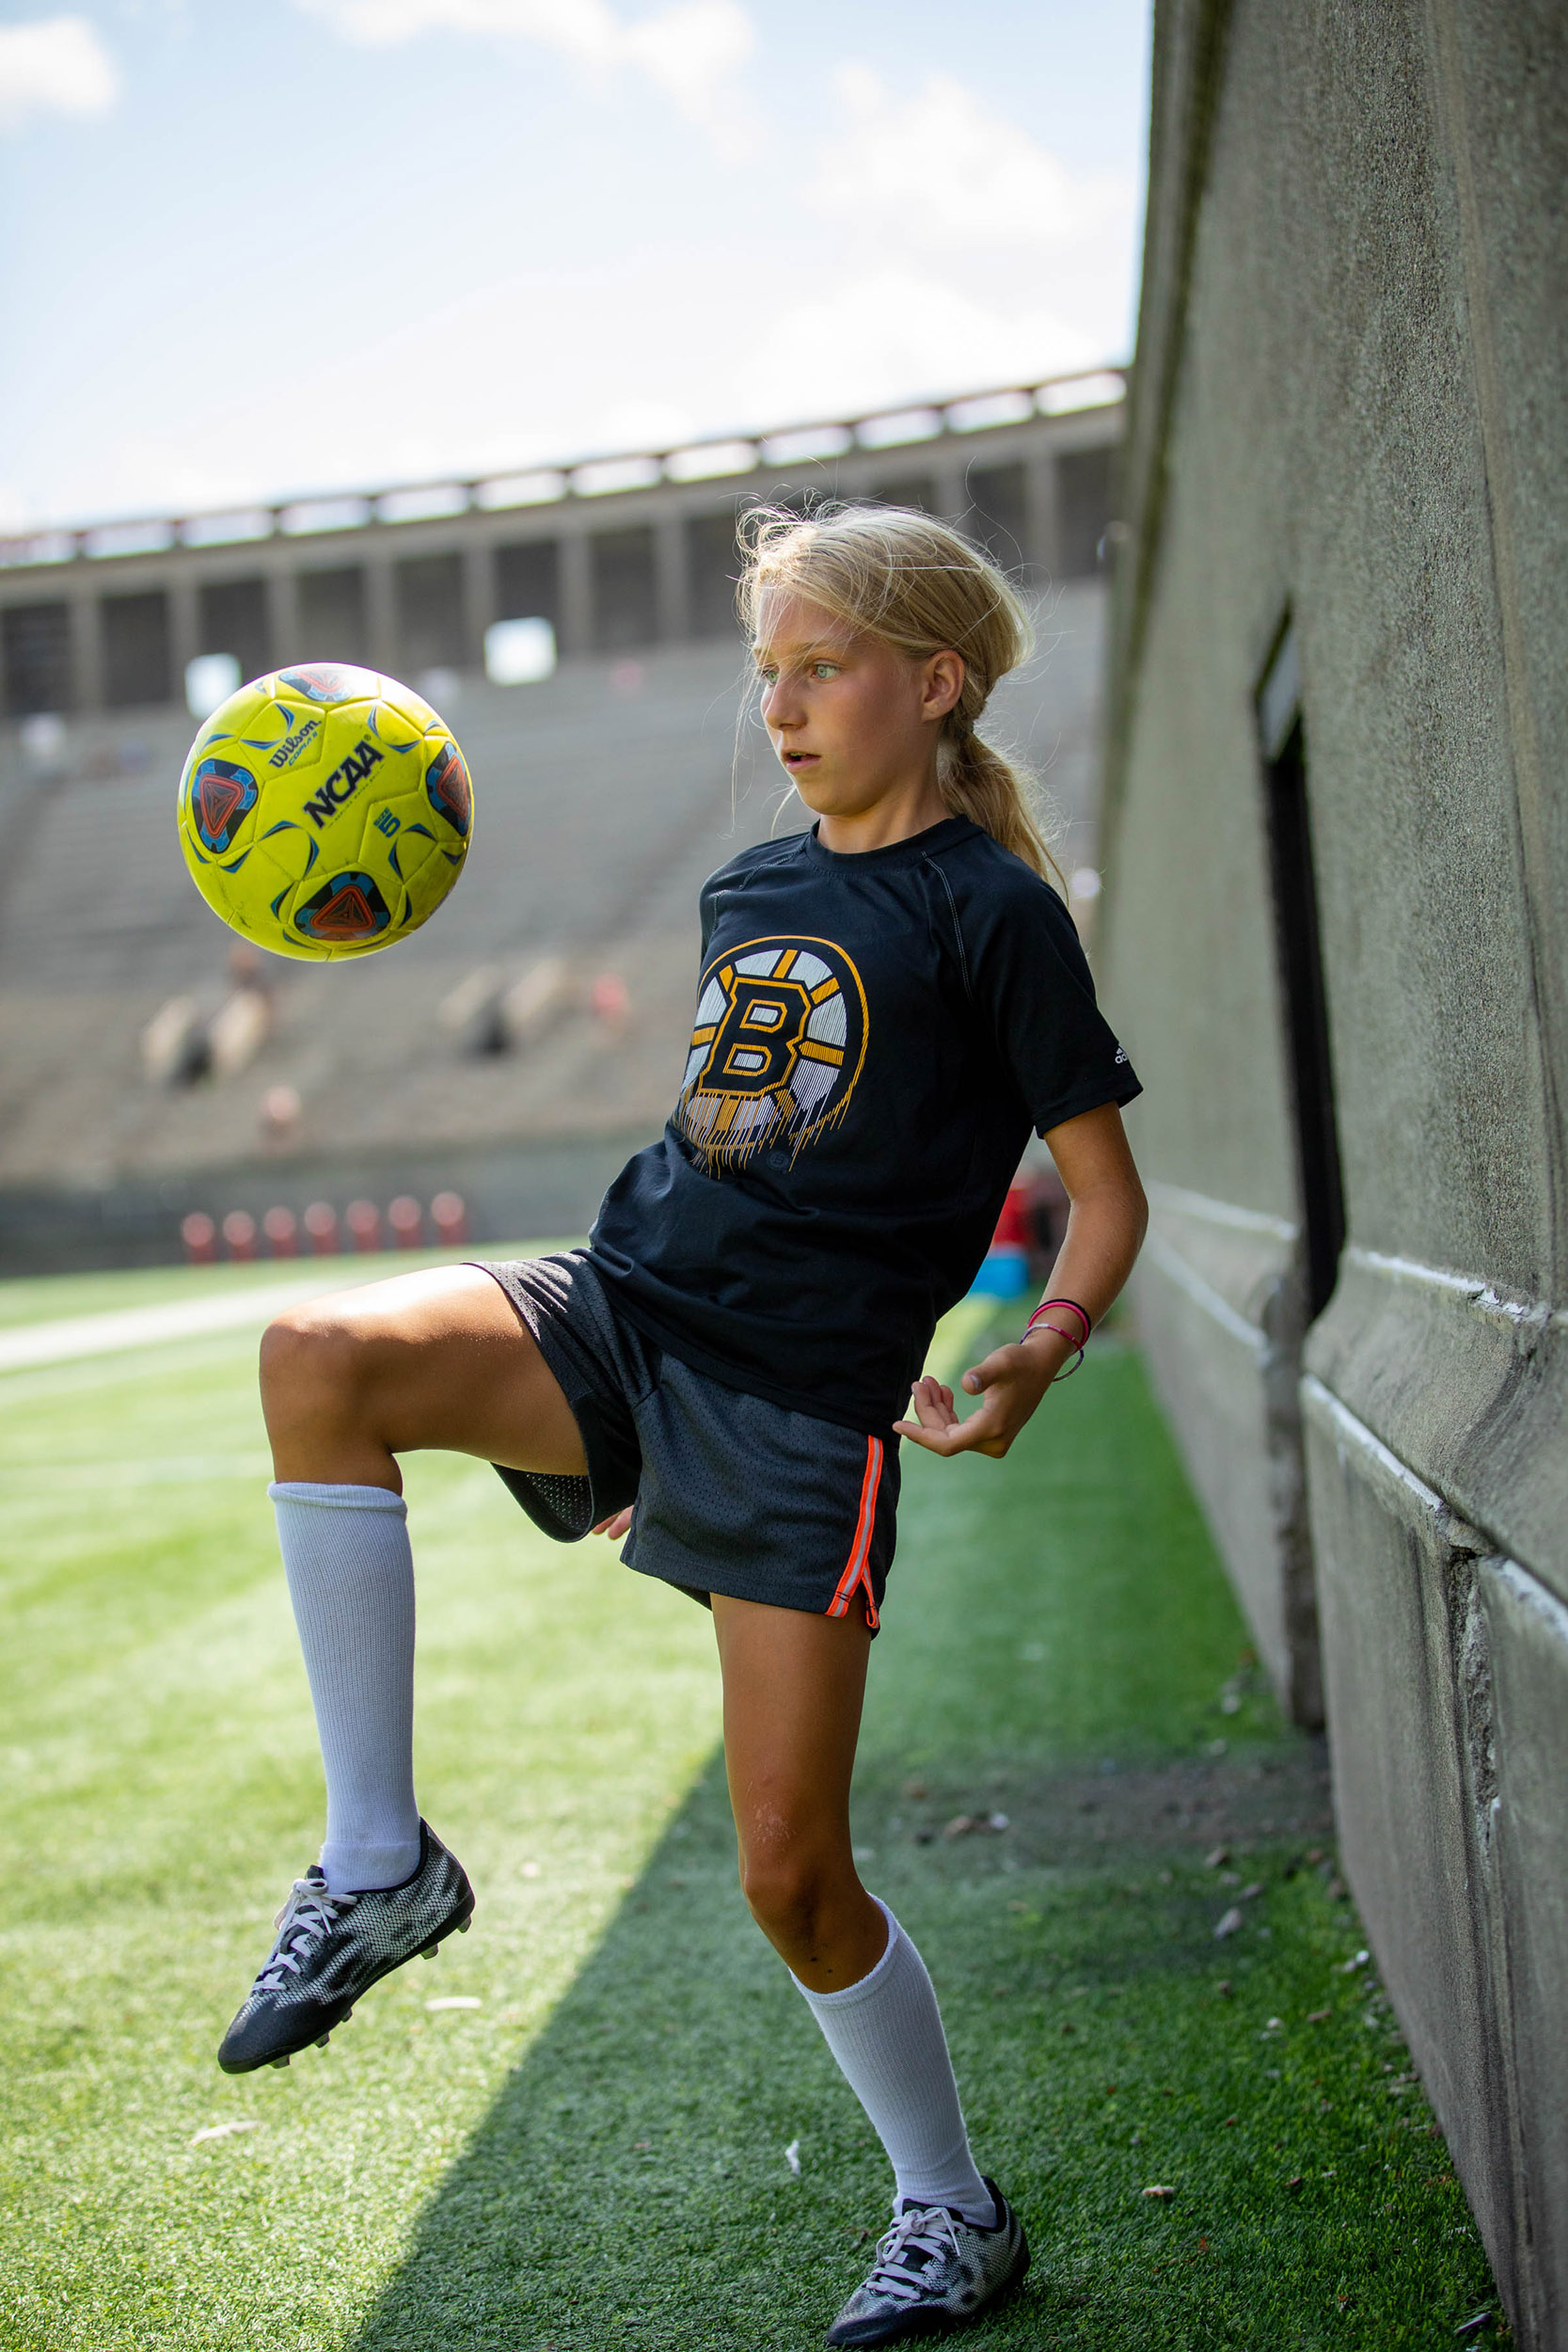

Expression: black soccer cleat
xmin=217 ymin=1820 xmax=473 ymax=2074
xmin=825 ymin=2180 xmax=1029 ymax=2346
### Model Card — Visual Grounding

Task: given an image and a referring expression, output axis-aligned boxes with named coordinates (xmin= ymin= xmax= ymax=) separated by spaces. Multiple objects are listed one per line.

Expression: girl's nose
xmin=764 ymin=677 xmax=802 ymax=730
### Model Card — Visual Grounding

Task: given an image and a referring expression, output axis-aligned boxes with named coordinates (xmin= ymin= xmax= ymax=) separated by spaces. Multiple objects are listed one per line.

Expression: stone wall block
xmin=1132 ymin=1252 xmax=1285 ymax=1697
xmin=1479 ymin=1556 xmax=1568 ymax=2348
xmin=1303 ymin=1375 xmax=1527 ymax=2322
xmin=1307 ymin=1249 xmax=1568 ymax=1604
xmin=1133 ymin=1185 xmax=1322 ymax=1721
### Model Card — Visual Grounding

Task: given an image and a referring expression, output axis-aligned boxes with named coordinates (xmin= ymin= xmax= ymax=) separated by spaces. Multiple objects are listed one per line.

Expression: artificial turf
xmin=0 ymin=1276 xmax=1504 ymax=2350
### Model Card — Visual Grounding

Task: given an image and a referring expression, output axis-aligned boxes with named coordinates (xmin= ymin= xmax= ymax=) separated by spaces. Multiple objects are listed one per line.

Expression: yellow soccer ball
xmin=176 ymin=662 xmax=472 ymax=961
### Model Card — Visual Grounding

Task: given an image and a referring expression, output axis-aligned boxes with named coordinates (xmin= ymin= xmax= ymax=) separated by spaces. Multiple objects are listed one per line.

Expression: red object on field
xmin=182 ymin=1211 xmax=216 ymax=1264
xmin=346 ymin=1199 xmax=382 ymax=1251
xmin=263 ymin=1205 xmax=299 ymax=1257
xmin=388 ymin=1195 xmax=423 ymax=1248
xmin=303 ymin=1201 xmax=339 ymax=1254
xmin=431 ymin=1190 xmax=468 ymax=1247
xmin=590 ymin=970 xmax=629 ymax=1025
xmin=222 ymin=1209 xmax=258 ymax=1263
xmin=990 ymin=1183 xmax=1034 ymax=1252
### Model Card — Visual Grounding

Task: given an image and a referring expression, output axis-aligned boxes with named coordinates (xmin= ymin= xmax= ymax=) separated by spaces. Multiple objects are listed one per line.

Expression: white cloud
xmin=815 ymin=66 xmax=1132 ymax=258
xmin=0 ymin=15 xmax=118 ymax=133
xmin=295 ymin=0 xmax=752 ymax=132
xmin=776 ymin=67 xmax=1136 ymax=402
xmin=732 ymin=266 xmax=1101 ymax=429
xmin=0 ymin=40 xmax=1137 ymax=525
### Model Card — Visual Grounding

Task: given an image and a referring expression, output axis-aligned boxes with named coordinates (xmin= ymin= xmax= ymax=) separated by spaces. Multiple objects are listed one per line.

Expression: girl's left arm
xmin=894 ymin=1100 xmax=1148 ymax=1460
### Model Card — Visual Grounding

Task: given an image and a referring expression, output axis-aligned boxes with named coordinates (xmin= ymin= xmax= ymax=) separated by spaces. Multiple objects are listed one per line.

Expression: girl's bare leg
xmin=712 ymin=1594 xmax=885 ymax=1992
xmin=712 ymin=1592 xmax=992 ymax=2220
xmin=261 ymin=1263 xmax=585 ymax=1486
xmin=257 ymin=1264 xmax=583 ymax=1894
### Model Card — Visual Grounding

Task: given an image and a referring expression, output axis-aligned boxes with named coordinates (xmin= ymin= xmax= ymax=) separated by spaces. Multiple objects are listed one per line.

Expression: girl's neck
xmin=813 ymin=771 xmax=950 ymax=857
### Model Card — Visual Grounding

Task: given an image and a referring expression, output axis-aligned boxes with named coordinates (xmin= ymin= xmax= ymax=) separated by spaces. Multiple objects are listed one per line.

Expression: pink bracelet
xmin=1032 ymin=1295 xmax=1091 ymax=1342
xmin=1020 ymin=1318 xmax=1085 ymax=1378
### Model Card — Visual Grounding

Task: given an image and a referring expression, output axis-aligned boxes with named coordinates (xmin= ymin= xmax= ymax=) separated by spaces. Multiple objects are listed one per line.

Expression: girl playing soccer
xmin=218 ymin=505 xmax=1148 ymax=2346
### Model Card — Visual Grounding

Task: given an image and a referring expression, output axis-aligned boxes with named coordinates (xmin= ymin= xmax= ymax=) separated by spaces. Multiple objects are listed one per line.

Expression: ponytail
xmin=736 ymin=501 xmax=1064 ymax=890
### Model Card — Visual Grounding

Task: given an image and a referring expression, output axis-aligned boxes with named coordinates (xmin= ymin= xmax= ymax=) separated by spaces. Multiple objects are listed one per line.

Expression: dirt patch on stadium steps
xmin=851 ymin=1739 xmax=1336 ymax=1869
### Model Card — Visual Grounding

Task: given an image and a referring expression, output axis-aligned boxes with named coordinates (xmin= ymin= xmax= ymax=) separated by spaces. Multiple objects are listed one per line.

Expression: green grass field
xmin=0 ymin=1269 xmax=1504 ymax=2350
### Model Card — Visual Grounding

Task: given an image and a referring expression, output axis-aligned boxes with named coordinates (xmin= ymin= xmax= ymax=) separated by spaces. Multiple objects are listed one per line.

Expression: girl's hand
xmin=894 ymin=1328 xmax=1071 ymax=1459
xmin=593 ymin=1505 xmax=634 ymax=1539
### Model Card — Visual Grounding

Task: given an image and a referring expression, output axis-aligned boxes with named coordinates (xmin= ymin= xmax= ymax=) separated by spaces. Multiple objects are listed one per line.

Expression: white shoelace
xmin=862 ymin=2206 xmax=962 ymax=2308
xmin=255 ymin=1878 xmax=356 ymax=1992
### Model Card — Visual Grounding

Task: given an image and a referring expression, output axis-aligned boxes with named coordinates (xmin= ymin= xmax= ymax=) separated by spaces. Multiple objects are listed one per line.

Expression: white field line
xmin=0 ymin=1277 xmax=339 ymax=1374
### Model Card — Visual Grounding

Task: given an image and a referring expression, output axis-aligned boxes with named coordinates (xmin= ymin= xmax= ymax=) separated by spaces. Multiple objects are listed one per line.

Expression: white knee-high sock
xmin=270 ymin=1481 xmax=421 ymax=1895
xmin=794 ymin=1899 xmax=993 ymax=2224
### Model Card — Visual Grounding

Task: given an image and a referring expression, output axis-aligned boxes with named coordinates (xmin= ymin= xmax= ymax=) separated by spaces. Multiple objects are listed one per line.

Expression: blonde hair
xmin=736 ymin=501 xmax=1063 ymax=886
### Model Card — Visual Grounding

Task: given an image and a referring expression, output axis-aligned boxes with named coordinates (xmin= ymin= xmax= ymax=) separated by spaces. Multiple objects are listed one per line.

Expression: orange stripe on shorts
xmin=827 ymin=1435 xmax=883 ymax=1630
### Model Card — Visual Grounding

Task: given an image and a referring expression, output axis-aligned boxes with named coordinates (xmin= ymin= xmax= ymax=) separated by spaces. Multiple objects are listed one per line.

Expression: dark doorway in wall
xmin=2 ymin=602 xmax=72 ymax=714
xmin=1258 ymin=624 xmax=1345 ymax=1318
xmin=198 ymin=579 xmax=269 ymax=684
xmin=875 ymin=475 xmax=935 ymax=515
xmin=298 ymin=567 xmax=368 ymax=666
xmin=395 ymin=553 xmax=465 ymax=675
xmin=687 ymin=508 xmax=743 ymax=639
xmin=1056 ymin=445 xmax=1114 ymax=578
xmin=591 ymin=527 xmax=657 ymax=652
xmin=964 ymin=462 xmax=1029 ymax=573
xmin=102 ymin=591 xmax=171 ymax=707
xmin=495 ymin=540 xmax=561 ymax=633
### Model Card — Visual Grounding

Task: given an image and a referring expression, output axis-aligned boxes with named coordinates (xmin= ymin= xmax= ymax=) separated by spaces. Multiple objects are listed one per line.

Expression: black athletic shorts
xmin=472 ymin=1250 xmax=898 ymax=1629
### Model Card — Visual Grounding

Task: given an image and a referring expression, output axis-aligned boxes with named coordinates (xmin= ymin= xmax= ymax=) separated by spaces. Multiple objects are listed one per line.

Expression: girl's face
xmin=753 ymin=594 xmax=964 ymax=824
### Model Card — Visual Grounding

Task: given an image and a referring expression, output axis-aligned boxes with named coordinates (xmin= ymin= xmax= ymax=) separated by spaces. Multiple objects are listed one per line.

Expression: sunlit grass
xmin=0 ymin=1275 xmax=1502 ymax=2350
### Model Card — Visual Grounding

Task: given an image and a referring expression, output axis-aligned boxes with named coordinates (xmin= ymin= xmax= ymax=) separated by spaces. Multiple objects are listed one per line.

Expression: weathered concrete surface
xmin=1134 ymin=1184 xmax=1319 ymax=1720
xmin=1303 ymin=1379 xmax=1523 ymax=2312
xmin=1482 ymin=1557 xmax=1568 ymax=2347
xmin=1102 ymin=1 xmax=1568 ymax=2335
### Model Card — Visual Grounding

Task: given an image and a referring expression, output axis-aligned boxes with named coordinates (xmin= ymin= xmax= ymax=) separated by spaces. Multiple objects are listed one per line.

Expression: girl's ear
xmin=922 ymin=649 xmax=966 ymax=721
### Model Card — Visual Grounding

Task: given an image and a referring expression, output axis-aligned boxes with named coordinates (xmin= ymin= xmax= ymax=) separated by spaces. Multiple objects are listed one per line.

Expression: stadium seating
xmin=0 ymin=588 xmax=1105 ymax=1261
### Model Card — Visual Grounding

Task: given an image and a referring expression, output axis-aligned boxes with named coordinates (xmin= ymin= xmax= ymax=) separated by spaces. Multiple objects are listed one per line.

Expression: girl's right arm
xmin=895 ymin=1102 xmax=1148 ymax=1460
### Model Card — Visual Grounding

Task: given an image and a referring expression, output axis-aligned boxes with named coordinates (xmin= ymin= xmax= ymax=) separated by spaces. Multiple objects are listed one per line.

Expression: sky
xmin=0 ymin=1 xmax=1150 ymax=530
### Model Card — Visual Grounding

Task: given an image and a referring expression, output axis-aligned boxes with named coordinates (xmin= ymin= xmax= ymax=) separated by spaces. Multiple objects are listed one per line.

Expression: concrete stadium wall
xmin=0 ymin=386 xmax=1122 ymax=723
xmin=1101 ymin=1 xmax=1568 ymax=2338
xmin=0 ymin=1131 xmax=649 ymax=1276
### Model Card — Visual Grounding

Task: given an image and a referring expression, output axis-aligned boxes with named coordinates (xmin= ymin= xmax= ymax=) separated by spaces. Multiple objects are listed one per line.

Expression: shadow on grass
xmin=350 ymin=1351 xmax=1501 ymax=2352
xmin=348 ymin=1728 xmax=1497 ymax=2352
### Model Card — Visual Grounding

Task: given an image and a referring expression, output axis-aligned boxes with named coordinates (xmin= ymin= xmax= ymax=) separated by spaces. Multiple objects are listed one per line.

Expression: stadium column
xmin=267 ymin=564 xmax=302 ymax=673
xmin=462 ymin=542 xmax=493 ymax=675
xmin=654 ymin=511 xmax=689 ymax=644
xmin=168 ymin=576 xmax=199 ymax=711
xmin=1026 ymin=447 xmax=1061 ymax=581
xmin=364 ymin=553 xmax=397 ymax=675
xmin=559 ymin=531 xmax=593 ymax=662
xmin=68 ymin=591 xmax=103 ymax=714
xmin=931 ymin=465 xmax=969 ymax=532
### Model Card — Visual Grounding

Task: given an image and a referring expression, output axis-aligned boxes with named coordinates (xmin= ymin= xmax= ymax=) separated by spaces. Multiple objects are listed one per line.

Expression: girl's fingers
xmin=592 ymin=1505 xmax=634 ymax=1538
xmin=893 ymin=1417 xmax=960 ymax=1452
xmin=905 ymin=1376 xmax=958 ymax=1430
xmin=895 ymin=1412 xmax=1003 ymax=1457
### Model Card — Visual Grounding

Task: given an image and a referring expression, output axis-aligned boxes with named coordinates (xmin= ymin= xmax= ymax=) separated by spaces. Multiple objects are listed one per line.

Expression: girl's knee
xmin=260 ymin=1307 xmax=374 ymax=1426
xmin=737 ymin=1841 xmax=841 ymax=1948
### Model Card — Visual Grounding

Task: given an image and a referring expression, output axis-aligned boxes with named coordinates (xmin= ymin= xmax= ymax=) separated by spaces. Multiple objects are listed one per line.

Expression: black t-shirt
xmin=589 ymin=815 xmax=1140 ymax=1432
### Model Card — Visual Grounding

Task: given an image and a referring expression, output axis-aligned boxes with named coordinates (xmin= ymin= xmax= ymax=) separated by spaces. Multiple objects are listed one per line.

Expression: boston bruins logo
xmin=674 ymin=935 xmax=868 ymax=1168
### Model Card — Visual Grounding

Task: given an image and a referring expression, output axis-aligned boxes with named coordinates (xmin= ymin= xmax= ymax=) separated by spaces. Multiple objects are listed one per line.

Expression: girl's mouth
xmin=783 ymin=751 xmax=818 ymax=768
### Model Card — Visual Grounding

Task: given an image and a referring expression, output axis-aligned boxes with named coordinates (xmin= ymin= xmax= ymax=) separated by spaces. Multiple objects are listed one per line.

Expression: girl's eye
xmin=813 ymin=662 xmax=837 ymax=679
